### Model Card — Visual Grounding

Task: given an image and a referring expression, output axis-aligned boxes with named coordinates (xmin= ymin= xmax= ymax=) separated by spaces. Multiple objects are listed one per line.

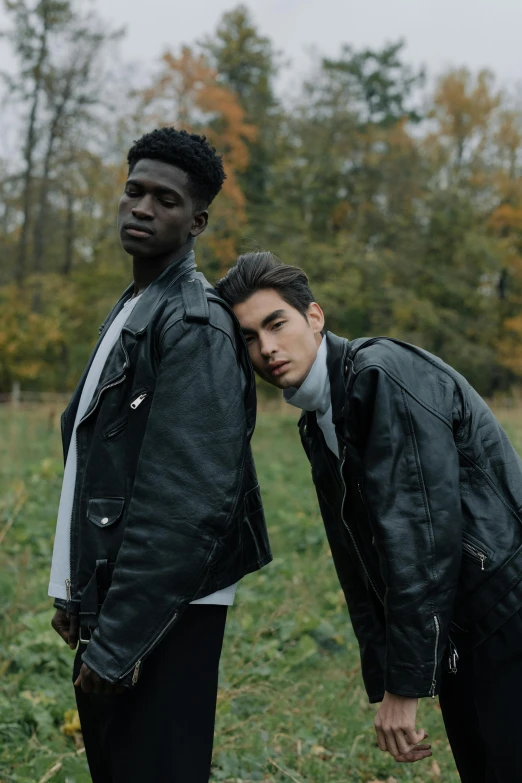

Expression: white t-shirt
xmin=48 ymin=293 xmax=237 ymax=606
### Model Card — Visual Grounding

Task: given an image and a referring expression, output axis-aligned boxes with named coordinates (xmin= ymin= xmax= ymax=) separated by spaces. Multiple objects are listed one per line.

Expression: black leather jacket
xmin=56 ymin=251 xmax=271 ymax=687
xmin=300 ymin=332 xmax=522 ymax=703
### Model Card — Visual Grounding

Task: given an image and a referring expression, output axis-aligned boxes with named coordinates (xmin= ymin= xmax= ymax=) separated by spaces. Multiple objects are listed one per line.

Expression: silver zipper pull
xmin=479 ymin=554 xmax=485 ymax=571
xmin=448 ymin=636 xmax=459 ymax=674
xmin=65 ymin=578 xmax=72 ymax=612
xmin=430 ymin=678 xmax=437 ymax=699
xmin=132 ymin=660 xmax=142 ymax=685
xmin=130 ymin=393 xmax=148 ymax=410
xmin=449 ymin=647 xmax=459 ymax=674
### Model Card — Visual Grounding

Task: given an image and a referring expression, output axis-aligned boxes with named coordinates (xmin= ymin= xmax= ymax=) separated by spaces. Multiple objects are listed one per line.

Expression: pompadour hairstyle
xmin=127 ymin=127 xmax=226 ymax=209
xmin=215 ymin=251 xmax=316 ymax=319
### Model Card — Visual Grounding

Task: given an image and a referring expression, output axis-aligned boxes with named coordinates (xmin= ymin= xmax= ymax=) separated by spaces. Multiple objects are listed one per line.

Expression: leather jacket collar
xmin=324 ymin=331 xmax=349 ymax=440
xmin=101 ymin=241 xmax=197 ymax=338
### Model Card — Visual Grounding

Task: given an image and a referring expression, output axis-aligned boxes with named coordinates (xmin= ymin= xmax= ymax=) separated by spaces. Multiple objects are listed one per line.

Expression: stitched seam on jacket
xmin=457 ymin=447 xmax=522 ymax=524
xmin=160 ymin=317 xmax=239 ymax=358
xmin=352 ymin=363 xmax=453 ymax=430
xmin=400 ymin=387 xmax=438 ymax=613
xmin=353 ymin=338 xmax=463 ymax=387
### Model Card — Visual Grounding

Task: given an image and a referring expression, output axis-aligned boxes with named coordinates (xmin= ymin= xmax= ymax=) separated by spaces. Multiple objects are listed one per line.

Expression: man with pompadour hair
xmin=49 ymin=129 xmax=271 ymax=782
xmin=216 ymin=250 xmax=522 ymax=782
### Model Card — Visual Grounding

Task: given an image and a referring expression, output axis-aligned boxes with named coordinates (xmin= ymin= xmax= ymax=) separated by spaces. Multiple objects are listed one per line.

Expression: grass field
xmin=2 ymin=404 xmax=519 ymax=782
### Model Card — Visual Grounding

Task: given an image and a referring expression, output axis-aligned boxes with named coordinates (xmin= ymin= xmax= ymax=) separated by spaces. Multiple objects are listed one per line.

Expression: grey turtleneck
xmin=283 ymin=337 xmax=339 ymax=458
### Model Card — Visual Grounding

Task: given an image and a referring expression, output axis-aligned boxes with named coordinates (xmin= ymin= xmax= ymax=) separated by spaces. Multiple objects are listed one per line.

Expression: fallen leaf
xmin=430 ymin=760 xmax=441 ymax=777
xmin=310 ymin=744 xmax=329 ymax=757
xmin=61 ymin=709 xmax=82 ymax=736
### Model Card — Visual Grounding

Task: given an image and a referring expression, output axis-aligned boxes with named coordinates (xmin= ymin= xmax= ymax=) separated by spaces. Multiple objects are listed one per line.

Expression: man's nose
xmin=259 ymin=334 xmax=277 ymax=357
xmin=131 ymin=195 xmax=154 ymax=220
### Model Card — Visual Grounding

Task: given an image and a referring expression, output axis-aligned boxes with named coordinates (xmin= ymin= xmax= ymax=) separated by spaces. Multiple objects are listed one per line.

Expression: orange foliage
xmin=489 ymin=204 xmax=522 ymax=235
xmin=426 ymin=69 xmax=501 ymax=171
xmin=139 ymin=46 xmax=257 ymax=272
xmin=432 ymin=68 xmax=500 ymax=141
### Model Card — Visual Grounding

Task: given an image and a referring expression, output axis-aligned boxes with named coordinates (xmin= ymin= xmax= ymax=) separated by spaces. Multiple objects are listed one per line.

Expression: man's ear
xmin=190 ymin=210 xmax=208 ymax=237
xmin=307 ymin=302 xmax=325 ymax=335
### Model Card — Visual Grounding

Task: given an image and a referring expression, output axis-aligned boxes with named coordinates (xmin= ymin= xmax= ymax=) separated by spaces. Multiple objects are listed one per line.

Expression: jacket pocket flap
xmin=87 ymin=498 xmax=125 ymax=528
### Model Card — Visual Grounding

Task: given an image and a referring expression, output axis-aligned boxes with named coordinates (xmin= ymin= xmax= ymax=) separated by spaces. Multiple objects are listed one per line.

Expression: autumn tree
xmin=201 ymin=4 xmax=280 ymax=224
xmin=137 ymin=45 xmax=256 ymax=276
xmin=2 ymin=0 xmax=72 ymax=284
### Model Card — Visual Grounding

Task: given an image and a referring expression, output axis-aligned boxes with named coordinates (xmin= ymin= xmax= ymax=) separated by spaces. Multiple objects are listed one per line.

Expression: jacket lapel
xmin=61 ymin=245 xmax=197 ymax=453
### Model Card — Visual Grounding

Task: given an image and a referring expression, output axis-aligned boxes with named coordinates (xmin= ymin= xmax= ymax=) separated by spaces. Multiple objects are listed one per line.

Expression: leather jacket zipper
xmin=104 ymin=391 xmax=149 ymax=439
xmin=131 ymin=659 xmax=141 ymax=685
xmin=65 ymin=578 xmax=72 ymax=613
xmin=340 ymin=450 xmax=384 ymax=606
xmin=130 ymin=392 xmax=148 ymax=410
xmin=430 ymin=615 xmax=440 ymax=698
xmin=462 ymin=541 xmax=487 ymax=571
xmin=69 ymin=371 xmax=128 ymax=596
xmin=448 ymin=635 xmax=459 ymax=675
xmin=119 ymin=611 xmax=179 ymax=686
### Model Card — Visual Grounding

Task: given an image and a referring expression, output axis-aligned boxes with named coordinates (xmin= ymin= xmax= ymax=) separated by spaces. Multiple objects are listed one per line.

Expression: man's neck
xmin=283 ymin=337 xmax=330 ymax=414
xmin=132 ymin=237 xmax=195 ymax=296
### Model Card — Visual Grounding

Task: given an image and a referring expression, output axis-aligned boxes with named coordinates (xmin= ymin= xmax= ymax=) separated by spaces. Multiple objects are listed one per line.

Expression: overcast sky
xmin=0 ymin=0 xmax=521 ymax=94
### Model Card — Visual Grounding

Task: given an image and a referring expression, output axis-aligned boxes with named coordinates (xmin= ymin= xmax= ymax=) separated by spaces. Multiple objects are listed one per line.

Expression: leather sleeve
xmin=81 ymin=316 xmax=247 ymax=685
xmin=316 ymin=491 xmax=386 ymax=703
xmin=349 ymin=365 xmax=462 ymax=698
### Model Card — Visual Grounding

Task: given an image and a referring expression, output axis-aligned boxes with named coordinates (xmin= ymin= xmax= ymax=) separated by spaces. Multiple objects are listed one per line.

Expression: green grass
xmin=8 ymin=403 xmax=519 ymax=781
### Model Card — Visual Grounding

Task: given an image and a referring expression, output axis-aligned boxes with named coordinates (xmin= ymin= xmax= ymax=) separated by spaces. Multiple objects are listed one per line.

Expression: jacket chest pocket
xmin=462 ymin=532 xmax=494 ymax=571
xmin=103 ymin=389 xmax=151 ymax=440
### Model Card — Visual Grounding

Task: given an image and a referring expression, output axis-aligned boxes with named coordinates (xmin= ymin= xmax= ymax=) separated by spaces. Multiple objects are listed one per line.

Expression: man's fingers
xmin=384 ymin=729 xmax=400 ymax=759
xmin=375 ymin=726 xmax=387 ymax=752
xmin=51 ymin=610 xmax=70 ymax=643
xmin=68 ymin=615 xmax=79 ymax=650
xmin=395 ymin=746 xmax=432 ymax=764
xmin=404 ymin=727 xmax=427 ymax=746
xmin=394 ymin=729 xmax=414 ymax=756
xmin=74 ymin=664 xmax=123 ymax=695
xmin=81 ymin=672 xmax=93 ymax=694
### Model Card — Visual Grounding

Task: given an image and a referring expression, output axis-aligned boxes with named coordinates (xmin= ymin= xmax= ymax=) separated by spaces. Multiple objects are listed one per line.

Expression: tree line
xmin=1 ymin=0 xmax=522 ymax=396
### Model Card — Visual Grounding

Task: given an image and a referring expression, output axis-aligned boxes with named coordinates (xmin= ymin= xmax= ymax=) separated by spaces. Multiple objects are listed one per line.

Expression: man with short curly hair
xmin=49 ymin=129 xmax=271 ymax=782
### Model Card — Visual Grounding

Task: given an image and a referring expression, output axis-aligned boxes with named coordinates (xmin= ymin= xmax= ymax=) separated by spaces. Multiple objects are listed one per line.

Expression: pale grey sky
xmin=0 ymin=0 xmax=520 ymax=93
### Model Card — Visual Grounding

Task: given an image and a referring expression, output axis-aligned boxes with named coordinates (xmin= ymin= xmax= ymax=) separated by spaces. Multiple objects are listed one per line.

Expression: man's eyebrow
xmin=125 ymin=179 xmax=183 ymax=198
xmin=240 ymin=310 xmax=288 ymax=336
xmin=261 ymin=309 xmax=287 ymax=329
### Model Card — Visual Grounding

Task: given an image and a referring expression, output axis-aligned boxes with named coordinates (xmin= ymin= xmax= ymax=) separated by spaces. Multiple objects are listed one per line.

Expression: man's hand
xmin=74 ymin=663 xmax=126 ymax=694
xmin=51 ymin=608 xmax=79 ymax=650
xmin=374 ymin=691 xmax=432 ymax=763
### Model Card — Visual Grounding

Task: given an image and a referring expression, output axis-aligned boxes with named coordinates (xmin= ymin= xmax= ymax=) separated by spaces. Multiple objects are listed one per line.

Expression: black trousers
xmin=439 ymin=608 xmax=522 ymax=783
xmin=74 ymin=605 xmax=228 ymax=783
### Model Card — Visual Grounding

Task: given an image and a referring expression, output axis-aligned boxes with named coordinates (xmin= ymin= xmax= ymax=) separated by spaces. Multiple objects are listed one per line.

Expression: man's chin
xmin=119 ymin=235 xmax=156 ymax=258
xmin=261 ymin=371 xmax=296 ymax=390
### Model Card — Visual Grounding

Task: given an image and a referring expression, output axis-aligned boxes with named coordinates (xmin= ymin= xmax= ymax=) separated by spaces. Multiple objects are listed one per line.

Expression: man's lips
xmin=124 ymin=223 xmax=154 ymax=238
xmin=268 ymin=361 xmax=290 ymax=377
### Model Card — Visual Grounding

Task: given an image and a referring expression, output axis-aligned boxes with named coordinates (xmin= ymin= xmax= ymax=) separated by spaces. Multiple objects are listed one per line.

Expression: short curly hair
xmin=127 ymin=127 xmax=226 ymax=210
